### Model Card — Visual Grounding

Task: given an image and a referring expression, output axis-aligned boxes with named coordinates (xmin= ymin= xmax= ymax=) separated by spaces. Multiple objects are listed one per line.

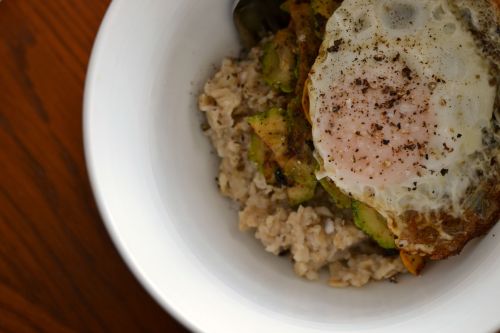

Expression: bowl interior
xmin=85 ymin=1 xmax=500 ymax=332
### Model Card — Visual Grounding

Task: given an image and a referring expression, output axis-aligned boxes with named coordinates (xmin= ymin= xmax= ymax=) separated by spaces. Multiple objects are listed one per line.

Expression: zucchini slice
xmin=352 ymin=201 xmax=396 ymax=249
xmin=262 ymin=29 xmax=296 ymax=93
xmin=247 ymin=108 xmax=317 ymax=204
xmin=248 ymin=133 xmax=279 ymax=184
xmin=319 ymin=177 xmax=351 ymax=209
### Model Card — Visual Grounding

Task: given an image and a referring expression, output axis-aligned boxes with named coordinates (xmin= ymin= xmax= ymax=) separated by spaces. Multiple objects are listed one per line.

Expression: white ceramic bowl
xmin=84 ymin=1 xmax=500 ymax=332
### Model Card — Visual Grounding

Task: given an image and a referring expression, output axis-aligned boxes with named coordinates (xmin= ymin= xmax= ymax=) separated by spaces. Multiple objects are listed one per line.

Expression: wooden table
xmin=0 ymin=1 xmax=190 ymax=332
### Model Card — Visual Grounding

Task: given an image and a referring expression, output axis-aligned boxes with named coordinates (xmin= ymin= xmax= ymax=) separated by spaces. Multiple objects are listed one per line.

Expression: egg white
xmin=309 ymin=0 xmax=497 ymax=220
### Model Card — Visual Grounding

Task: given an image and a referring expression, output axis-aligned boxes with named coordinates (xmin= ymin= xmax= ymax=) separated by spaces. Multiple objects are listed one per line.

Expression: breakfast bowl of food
xmin=84 ymin=0 xmax=500 ymax=332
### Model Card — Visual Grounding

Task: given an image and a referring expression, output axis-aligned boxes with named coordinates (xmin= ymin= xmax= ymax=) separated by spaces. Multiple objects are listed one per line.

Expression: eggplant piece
xmin=233 ymin=0 xmax=290 ymax=49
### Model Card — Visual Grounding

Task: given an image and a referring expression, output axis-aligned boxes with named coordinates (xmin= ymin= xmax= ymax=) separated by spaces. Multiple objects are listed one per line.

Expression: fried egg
xmin=308 ymin=0 xmax=499 ymax=257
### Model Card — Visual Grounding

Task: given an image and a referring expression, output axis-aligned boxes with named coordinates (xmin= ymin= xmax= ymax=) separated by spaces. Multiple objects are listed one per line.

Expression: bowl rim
xmin=83 ymin=1 xmax=199 ymax=332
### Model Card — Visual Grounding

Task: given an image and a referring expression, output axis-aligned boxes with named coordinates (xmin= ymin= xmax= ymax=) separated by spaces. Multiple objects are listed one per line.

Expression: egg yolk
xmin=314 ymin=56 xmax=435 ymax=187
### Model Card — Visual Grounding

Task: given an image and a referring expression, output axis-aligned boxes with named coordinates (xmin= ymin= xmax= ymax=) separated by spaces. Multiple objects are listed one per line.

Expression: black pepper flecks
xmin=312 ymin=33 xmax=441 ymax=181
xmin=402 ymin=67 xmax=412 ymax=80
xmin=327 ymin=39 xmax=343 ymax=53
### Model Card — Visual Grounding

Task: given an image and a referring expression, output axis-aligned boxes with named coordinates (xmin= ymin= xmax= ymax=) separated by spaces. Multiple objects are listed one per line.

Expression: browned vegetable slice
xmin=311 ymin=0 xmax=340 ymax=18
xmin=262 ymin=29 xmax=297 ymax=93
xmin=247 ymin=108 xmax=289 ymax=161
xmin=319 ymin=177 xmax=351 ymax=209
xmin=352 ymin=201 xmax=396 ymax=249
xmin=311 ymin=0 xmax=341 ymax=37
xmin=400 ymin=251 xmax=426 ymax=276
xmin=289 ymin=2 xmax=322 ymax=95
xmin=247 ymin=108 xmax=317 ymax=205
xmin=302 ymin=77 xmax=312 ymax=124
xmin=248 ymin=133 xmax=279 ymax=184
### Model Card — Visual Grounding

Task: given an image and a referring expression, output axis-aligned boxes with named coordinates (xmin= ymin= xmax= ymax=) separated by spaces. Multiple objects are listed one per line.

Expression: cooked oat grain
xmin=198 ymin=47 xmax=406 ymax=287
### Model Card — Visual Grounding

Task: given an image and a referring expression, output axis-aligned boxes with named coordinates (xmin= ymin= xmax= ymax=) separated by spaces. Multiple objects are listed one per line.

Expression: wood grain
xmin=0 ymin=1 xmax=190 ymax=332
